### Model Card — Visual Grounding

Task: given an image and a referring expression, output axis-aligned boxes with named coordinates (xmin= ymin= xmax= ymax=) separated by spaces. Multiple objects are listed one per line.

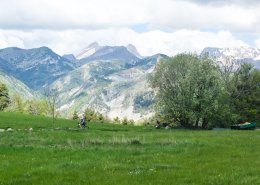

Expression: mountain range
xmin=201 ymin=46 xmax=260 ymax=69
xmin=0 ymin=47 xmax=75 ymax=90
xmin=0 ymin=43 xmax=259 ymax=120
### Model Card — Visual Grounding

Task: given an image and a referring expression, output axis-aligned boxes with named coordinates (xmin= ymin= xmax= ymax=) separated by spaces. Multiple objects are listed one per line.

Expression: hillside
xmin=0 ymin=71 xmax=39 ymax=99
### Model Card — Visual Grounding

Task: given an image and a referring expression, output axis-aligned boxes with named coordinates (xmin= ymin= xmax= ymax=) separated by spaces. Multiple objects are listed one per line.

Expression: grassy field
xmin=0 ymin=112 xmax=259 ymax=185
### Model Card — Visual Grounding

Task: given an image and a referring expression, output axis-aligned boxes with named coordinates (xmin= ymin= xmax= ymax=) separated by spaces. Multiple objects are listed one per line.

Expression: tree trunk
xmin=52 ymin=104 xmax=55 ymax=129
xmin=180 ymin=119 xmax=186 ymax=127
xmin=195 ymin=118 xmax=200 ymax=128
xmin=202 ymin=118 xmax=208 ymax=129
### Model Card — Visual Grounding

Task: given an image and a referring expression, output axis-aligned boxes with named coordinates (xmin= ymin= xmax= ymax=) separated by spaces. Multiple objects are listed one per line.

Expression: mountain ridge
xmin=78 ymin=45 xmax=140 ymax=66
xmin=201 ymin=46 xmax=260 ymax=69
xmin=0 ymin=46 xmax=75 ymax=90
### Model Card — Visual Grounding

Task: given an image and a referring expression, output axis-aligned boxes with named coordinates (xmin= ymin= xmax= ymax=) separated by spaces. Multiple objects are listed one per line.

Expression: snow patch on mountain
xmin=202 ymin=46 xmax=260 ymax=59
xmin=201 ymin=46 xmax=260 ymax=69
xmin=76 ymin=42 xmax=103 ymax=60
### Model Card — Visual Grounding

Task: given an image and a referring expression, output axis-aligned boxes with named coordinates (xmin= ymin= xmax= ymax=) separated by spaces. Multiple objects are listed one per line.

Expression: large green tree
xmin=149 ymin=54 xmax=260 ymax=128
xmin=0 ymin=83 xmax=10 ymax=111
xmin=149 ymin=54 xmax=230 ymax=128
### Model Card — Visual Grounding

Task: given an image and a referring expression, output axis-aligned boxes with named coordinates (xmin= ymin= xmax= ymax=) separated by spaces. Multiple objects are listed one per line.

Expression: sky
xmin=1 ymin=0 xmax=260 ymax=56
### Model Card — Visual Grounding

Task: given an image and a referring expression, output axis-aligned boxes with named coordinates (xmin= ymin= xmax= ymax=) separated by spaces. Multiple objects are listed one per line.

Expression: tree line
xmin=0 ymin=89 xmax=54 ymax=116
xmin=0 ymin=85 xmax=136 ymax=125
xmin=72 ymin=109 xmax=135 ymax=125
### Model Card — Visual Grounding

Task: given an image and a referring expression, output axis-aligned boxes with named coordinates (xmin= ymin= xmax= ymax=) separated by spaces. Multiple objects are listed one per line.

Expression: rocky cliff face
xmin=51 ymin=53 xmax=166 ymax=121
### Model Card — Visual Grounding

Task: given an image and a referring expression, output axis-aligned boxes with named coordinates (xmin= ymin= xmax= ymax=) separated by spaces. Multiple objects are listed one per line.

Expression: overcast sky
xmin=1 ymin=0 xmax=260 ymax=56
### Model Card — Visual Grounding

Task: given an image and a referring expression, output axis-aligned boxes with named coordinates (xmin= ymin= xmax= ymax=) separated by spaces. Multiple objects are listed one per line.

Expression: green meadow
xmin=0 ymin=112 xmax=259 ymax=185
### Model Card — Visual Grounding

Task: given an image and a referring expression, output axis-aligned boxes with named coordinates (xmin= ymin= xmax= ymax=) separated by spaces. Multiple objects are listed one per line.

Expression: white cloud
xmin=0 ymin=0 xmax=258 ymax=54
xmin=0 ymin=0 xmax=149 ymax=29
xmin=182 ymin=0 xmax=260 ymax=6
xmin=0 ymin=28 xmax=247 ymax=56
xmin=0 ymin=0 xmax=260 ymax=33
xmin=0 ymin=31 xmax=25 ymax=48
xmin=148 ymin=1 xmax=259 ymax=32
xmin=255 ymin=38 xmax=260 ymax=49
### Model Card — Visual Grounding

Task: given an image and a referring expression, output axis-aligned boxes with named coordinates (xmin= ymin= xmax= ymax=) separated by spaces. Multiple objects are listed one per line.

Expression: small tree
xmin=0 ymin=83 xmax=10 ymax=111
xmin=114 ymin=117 xmax=120 ymax=124
xmin=27 ymin=104 xmax=38 ymax=115
xmin=96 ymin=112 xmax=104 ymax=123
xmin=128 ymin=119 xmax=135 ymax=125
xmin=84 ymin=108 xmax=96 ymax=122
xmin=122 ymin=117 xmax=128 ymax=125
xmin=25 ymin=99 xmax=49 ymax=116
xmin=46 ymin=88 xmax=58 ymax=129
xmin=12 ymin=94 xmax=24 ymax=112
xmin=72 ymin=111 xmax=79 ymax=120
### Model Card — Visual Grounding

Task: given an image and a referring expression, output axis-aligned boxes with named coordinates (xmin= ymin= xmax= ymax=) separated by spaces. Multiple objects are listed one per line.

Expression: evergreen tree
xmin=72 ymin=111 xmax=79 ymax=120
xmin=231 ymin=64 xmax=260 ymax=123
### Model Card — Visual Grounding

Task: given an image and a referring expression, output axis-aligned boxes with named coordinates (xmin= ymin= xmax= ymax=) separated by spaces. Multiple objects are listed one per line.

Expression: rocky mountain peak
xmin=76 ymin=42 xmax=103 ymax=60
xmin=126 ymin=44 xmax=142 ymax=58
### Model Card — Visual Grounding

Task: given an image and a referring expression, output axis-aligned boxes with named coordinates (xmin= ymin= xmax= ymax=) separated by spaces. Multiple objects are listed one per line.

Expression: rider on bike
xmin=80 ymin=116 xmax=86 ymax=128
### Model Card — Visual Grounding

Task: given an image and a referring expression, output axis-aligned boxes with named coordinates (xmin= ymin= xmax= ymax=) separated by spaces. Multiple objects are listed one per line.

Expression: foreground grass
xmin=0 ymin=112 xmax=259 ymax=185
